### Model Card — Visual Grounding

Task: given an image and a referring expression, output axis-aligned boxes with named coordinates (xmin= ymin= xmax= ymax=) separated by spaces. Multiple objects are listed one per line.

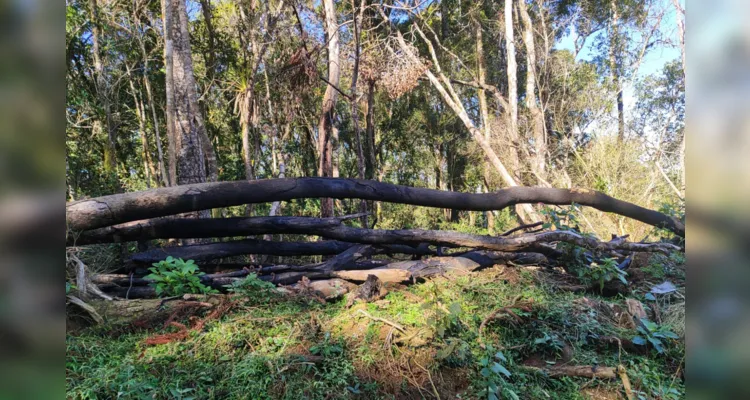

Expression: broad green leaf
xmin=632 ymin=336 xmax=647 ymax=345
xmin=491 ymin=362 xmax=511 ymax=377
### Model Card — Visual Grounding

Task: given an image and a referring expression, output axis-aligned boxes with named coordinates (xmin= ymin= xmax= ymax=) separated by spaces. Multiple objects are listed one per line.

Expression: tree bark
xmin=318 ymin=0 xmax=341 ymax=218
xmin=518 ymin=0 xmax=547 ymax=184
xmin=66 ymin=178 xmax=685 ymax=236
xmin=168 ymin=0 xmax=208 ymax=186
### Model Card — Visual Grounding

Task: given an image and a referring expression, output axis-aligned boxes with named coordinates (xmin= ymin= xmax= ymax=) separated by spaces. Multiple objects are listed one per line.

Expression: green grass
xmin=67 ymin=264 xmax=685 ymax=399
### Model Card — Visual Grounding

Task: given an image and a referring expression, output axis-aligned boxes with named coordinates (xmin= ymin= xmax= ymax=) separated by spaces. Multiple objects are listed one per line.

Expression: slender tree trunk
xmin=518 ymin=0 xmax=547 ymax=184
xmin=502 ymin=0 xmax=536 ymax=222
xmin=87 ymin=0 xmax=117 ymax=174
xmin=671 ymin=0 xmax=686 ymax=194
xmin=140 ymin=46 xmax=168 ymax=187
xmin=609 ymin=0 xmax=625 ymax=141
xmin=318 ymin=0 xmax=340 ymax=218
xmin=241 ymin=92 xmax=256 ymax=181
xmin=198 ymin=0 xmax=217 ymax=81
xmin=127 ymin=73 xmax=155 ymax=187
xmin=365 ymin=80 xmax=377 ymax=180
xmin=161 ymin=0 xmax=176 ymax=186
xmin=504 ymin=0 xmax=519 ymax=161
xmin=350 ymin=0 xmax=368 ymax=228
xmin=475 ymin=20 xmax=495 ymax=233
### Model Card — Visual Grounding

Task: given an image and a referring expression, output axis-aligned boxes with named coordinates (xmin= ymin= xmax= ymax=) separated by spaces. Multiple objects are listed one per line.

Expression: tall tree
xmin=165 ymin=0 xmax=208 ymax=185
xmin=87 ymin=0 xmax=117 ymax=174
xmin=504 ymin=0 xmax=520 ymax=166
xmin=518 ymin=0 xmax=547 ymax=184
xmin=318 ymin=0 xmax=341 ymax=217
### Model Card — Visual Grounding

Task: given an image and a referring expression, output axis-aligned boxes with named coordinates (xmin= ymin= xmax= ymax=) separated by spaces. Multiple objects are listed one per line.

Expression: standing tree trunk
xmin=609 ymin=0 xmax=625 ymax=141
xmin=318 ymin=0 xmax=341 ymax=218
xmin=474 ymin=20 xmax=495 ymax=233
xmin=139 ymin=42 xmax=169 ymax=187
xmin=350 ymin=0 xmax=368 ymax=228
xmin=126 ymin=71 xmax=156 ymax=188
xmin=364 ymin=80 xmax=377 ymax=181
xmin=161 ymin=0 xmax=176 ymax=186
xmin=198 ymin=0 xmax=217 ymax=82
xmin=167 ymin=0 xmax=207 ymax=187
xmin=504 ymin=0 xmax=519 ymax=165
xmin=87 ymin=0 xmax=117 ymax=175
xmin=518 ymin=0 xmax=547 ymax=184
xmin=671 ymin=0 xmax=686 ymax=194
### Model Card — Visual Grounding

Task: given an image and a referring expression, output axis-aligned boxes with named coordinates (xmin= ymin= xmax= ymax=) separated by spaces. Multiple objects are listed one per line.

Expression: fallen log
xmin=66 ymin=178 xmax=685 ymax=236
xmin=79 ymin=295 xmax=222 ymax=324
xmin=129 ymin=239 xmax=435 ymax=263
xmin=72 ymin=215 xmax=679 ymax=257
xmin=128 ymin=229 xmax=678 ymax=264
xmin=526 ymin=365 xmax=617 ymax=379
xmin=70 ymin=214 xmax=366 ymax=245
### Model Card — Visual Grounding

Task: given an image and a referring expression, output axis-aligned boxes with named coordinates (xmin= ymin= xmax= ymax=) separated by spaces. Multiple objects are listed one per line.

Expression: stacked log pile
xmin=66 ymin=178 xmax=683 ymax=302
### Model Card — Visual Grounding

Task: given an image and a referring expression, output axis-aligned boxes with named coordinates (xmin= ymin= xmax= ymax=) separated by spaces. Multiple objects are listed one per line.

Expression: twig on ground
xmin=356 ymin=309 xmax=406 ymax=333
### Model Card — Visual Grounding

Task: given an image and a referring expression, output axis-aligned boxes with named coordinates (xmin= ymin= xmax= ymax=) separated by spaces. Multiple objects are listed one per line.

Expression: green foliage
xmin=422 ymin=283 xmax=463 ymax=339
xmin=477 ymin=345 xmax=518 ymax=400
xmin=576 ymin=258 xmax=628 ymax=292
xmin=633 ymin=319 xmax=679 ymax=354
xmin=144 ymin=257 xmax=218 ymax=297
xmin=629 ymin=359 xmax=684 ymax=400
xmin=309 ymin=332 xmax=344 ymax=358
xmin=541 ymin=204 xmax=583 ymax=232
xmin=225 ymin=273 xmax=278 ymax=303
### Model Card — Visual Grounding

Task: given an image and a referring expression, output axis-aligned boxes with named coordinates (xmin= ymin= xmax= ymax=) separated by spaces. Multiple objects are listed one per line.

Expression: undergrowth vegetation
xmin=66 ymin=255 xmax=685 ymax=399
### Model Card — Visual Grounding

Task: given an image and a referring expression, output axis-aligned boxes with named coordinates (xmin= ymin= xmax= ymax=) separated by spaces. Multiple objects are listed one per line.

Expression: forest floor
xmin=66 ymin=253 xmax=685 ymax=399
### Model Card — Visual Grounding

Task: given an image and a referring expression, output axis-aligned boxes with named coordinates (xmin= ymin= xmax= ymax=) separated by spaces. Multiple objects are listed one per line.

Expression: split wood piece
xmin=333 ymin=269 xmax=411 ymax=283
xmin=345 ymin=274 xmax=387 ymax=307
xmin=290 ymin=278 xmax=356 ymax=301
xmin=66 ymin=178 xmax=685 ymax=236
xmin=383 ymin=256 xmax=481 ymax=279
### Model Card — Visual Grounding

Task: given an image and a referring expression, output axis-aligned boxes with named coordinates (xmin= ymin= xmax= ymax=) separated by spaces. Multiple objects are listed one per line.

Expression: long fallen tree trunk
xmin=130 ymin=239 xmax=437 ymax=263
xmin=128 ymin=227 xmax=679 ymax=264
xmin=66 ymin=178 xmax=685 ymax=236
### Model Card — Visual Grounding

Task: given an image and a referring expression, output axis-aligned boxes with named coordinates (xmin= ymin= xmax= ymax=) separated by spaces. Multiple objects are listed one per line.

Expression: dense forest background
xmin=65 ymin=0 xmax=685 ymax=238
